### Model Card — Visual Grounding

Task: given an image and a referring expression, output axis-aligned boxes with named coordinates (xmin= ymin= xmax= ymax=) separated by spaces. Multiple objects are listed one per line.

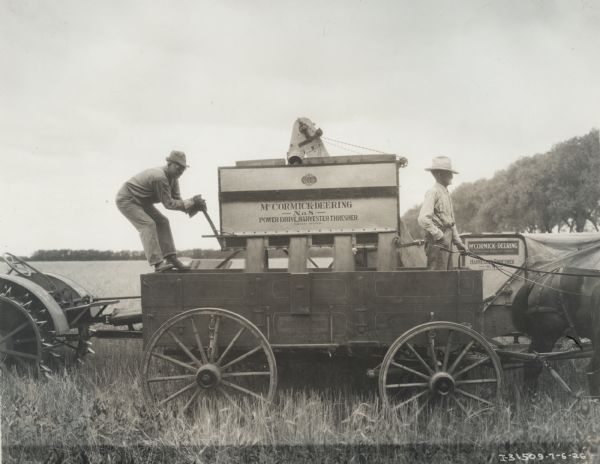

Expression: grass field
xmin=2 ymin=261 xmax=600 ymax=463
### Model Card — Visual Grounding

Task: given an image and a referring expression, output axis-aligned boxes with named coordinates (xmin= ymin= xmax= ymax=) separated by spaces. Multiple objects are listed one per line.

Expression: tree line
xmin=28 ymin=249 xmax=229 ymax=261
xmin=26 ymin=248 xmax=334 ymax=261
xmin=403 ymin=129 xmax=600 ymax=239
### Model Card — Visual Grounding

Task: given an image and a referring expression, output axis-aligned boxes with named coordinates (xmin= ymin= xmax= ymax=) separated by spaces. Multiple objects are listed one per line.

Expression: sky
xmin=1 ymin=0 xmax=599 ymax=257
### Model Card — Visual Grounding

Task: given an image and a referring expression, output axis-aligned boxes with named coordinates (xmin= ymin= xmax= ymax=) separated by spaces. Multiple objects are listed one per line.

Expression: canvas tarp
xmin=522 ymin=233 xmax=600 ymax=270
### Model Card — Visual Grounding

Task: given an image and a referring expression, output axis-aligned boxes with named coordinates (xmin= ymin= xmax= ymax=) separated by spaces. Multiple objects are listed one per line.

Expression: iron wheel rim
xmin=379 ymin=321 xmax=504 ymax=418
xmin=141 ymin=307 xmax=277 ymax=415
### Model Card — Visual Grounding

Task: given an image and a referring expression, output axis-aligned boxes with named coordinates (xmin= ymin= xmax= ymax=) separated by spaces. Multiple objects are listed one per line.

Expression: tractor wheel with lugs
xmin=0 ymin=277 xmax=78 ymax=373
xmin=379 ymin=321 xmax=503 ymax=418
xmin=142 ymin=307 xmax=277 ymax=415
xmin=0 ymin=295 xmax=48 ymax=377
xmin=1 ymin=258 xmax=96 ymax=369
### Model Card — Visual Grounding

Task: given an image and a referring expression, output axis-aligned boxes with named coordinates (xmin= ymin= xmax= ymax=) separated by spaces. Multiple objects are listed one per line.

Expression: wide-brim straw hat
xmin=166 ymin=150 xmax=190 ymax=168
xmin=425 ymin=156 xmax=458 ymax=174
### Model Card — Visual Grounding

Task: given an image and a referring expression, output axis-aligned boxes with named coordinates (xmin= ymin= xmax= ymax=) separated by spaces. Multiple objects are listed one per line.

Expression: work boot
xmin=165 ymin=255 xmax=191 ymax=271
xmin=154 ymin=261 xmax=174 ymax=273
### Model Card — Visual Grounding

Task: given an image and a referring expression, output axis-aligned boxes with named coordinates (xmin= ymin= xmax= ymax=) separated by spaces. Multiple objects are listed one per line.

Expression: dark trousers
xmin=424 ymin=228 xmax=454 ymax=270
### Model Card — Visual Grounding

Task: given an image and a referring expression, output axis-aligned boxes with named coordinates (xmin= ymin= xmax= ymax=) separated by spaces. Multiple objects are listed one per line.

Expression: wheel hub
xmin=196 ymin=364 xmax=222 ymax=389
xmin=429 ymin=371 xmax=455 ymax=396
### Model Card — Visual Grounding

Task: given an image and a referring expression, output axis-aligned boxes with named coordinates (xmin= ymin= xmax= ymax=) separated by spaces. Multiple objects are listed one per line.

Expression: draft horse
xmin=511 ymin=267 xmax=600 ymax=396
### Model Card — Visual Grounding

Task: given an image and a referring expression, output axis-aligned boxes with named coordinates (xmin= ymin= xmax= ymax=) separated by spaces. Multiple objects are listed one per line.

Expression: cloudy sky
xmin=1 ymin=0 xmax=599 ymax=257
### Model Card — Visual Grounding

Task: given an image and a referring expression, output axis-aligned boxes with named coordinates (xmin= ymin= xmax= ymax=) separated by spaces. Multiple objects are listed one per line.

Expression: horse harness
xmin=525 ymin=273 xmax=584 ymax=348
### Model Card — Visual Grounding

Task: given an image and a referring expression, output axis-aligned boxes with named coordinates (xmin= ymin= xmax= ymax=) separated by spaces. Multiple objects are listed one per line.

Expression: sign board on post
xmin=462 ymin=234 xmax=527 ymax=299
xmin=218 ymin=156 xmax=400 ymax=239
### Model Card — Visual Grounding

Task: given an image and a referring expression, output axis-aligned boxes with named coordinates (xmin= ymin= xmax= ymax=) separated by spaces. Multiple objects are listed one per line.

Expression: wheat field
xmin=2 ymin=261 xmax=600 ymax=463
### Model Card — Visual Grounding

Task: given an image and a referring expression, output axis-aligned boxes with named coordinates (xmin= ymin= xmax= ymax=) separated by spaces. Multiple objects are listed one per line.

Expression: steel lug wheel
xmin=0 ymin=295 xmax=43 ymax=376
xmin=379 ymin=321 xmax=504 ymax=418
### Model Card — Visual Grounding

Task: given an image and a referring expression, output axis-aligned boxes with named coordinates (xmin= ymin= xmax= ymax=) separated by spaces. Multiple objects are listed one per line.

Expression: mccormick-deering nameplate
xmin=218 ymin=157 xmax=399 ymax=236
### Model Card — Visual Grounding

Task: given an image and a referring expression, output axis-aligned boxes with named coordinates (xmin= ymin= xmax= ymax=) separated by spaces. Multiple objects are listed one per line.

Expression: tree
xmin=401 ymin=204 xmax=423 ymax=239
xmin=402 ymin=128 xmax=600 ymax=235
xmin=545 ymin=129 xmax=600 ymax=232
xmin=452 ymin=179 xmax=496 ymax=233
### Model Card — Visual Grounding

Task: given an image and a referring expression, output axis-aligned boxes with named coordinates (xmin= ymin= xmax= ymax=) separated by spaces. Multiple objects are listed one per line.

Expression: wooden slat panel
xmin=288 ymin=237 xmax=308 ymax=273
xmin=220 ymin=187 xmax=398 ymax=202
xmin=245 ymin=238 xmax=266 ymax=272
xmin=219 ymin=163 xmax=398 ymax=192
xmin=376 ymin=232 xmax=397 ymax=271
xmin=333 ymin=235 xmax=355 ymax=271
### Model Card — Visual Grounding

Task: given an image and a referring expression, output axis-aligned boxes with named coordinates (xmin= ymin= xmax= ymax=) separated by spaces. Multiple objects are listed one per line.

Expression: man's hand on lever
xmin=185 ymin=195 xmax=207 ymax=217
xmin=455 ymin=242 xmax=468 ymax=255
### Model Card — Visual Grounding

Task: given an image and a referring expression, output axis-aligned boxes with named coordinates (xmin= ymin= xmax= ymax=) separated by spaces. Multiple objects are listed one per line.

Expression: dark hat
xmin=166 ymin=150 xmax=189 ymax=168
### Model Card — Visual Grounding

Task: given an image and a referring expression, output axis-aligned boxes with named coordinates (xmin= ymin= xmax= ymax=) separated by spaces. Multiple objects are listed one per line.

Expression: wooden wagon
xmin=4 ymin=154 xmax=590 ymax=416
xmin=137 ymin=154 xmax=504 ymax=414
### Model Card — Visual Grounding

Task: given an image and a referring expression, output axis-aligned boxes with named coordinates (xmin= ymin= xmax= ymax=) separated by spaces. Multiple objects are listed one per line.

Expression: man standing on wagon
xmin=418 ymin=156 xmax=467 ymax=270
xmin=116 ymin=150 xmax=206 ymax=272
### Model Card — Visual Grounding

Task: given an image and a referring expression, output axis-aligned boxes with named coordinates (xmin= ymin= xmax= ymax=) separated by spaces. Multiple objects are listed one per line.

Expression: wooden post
xmin=377 ymin=232 xmax=397 ymax=271
xmin=245 ymin=237 xmax=266 ymax=272
xmin=288 ymin=236 xmax=309 ymax=273
xmin=333 ymin=235 xmax=355 ymax=271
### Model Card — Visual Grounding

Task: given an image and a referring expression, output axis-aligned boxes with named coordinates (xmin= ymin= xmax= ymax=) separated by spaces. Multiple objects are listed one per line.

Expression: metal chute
xmin=286 ymin=117 xmax=329 ymax=164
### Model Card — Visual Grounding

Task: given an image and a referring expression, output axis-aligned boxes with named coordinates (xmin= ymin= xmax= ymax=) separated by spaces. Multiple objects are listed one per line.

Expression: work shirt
xmin=418 ymin=182 xmax=463 ymax=245
xmin=120 ymin=167 xmax=185 ymax=211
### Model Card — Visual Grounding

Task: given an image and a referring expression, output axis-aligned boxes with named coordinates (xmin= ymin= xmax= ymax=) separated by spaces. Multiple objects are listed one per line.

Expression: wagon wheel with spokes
xmin=379 ymin=321 xmax=503 ymax=418
xmin=141 ymin=307 xmax=277 ymax=415
xmin=0 ymin=295 xmax=43 ymax=377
